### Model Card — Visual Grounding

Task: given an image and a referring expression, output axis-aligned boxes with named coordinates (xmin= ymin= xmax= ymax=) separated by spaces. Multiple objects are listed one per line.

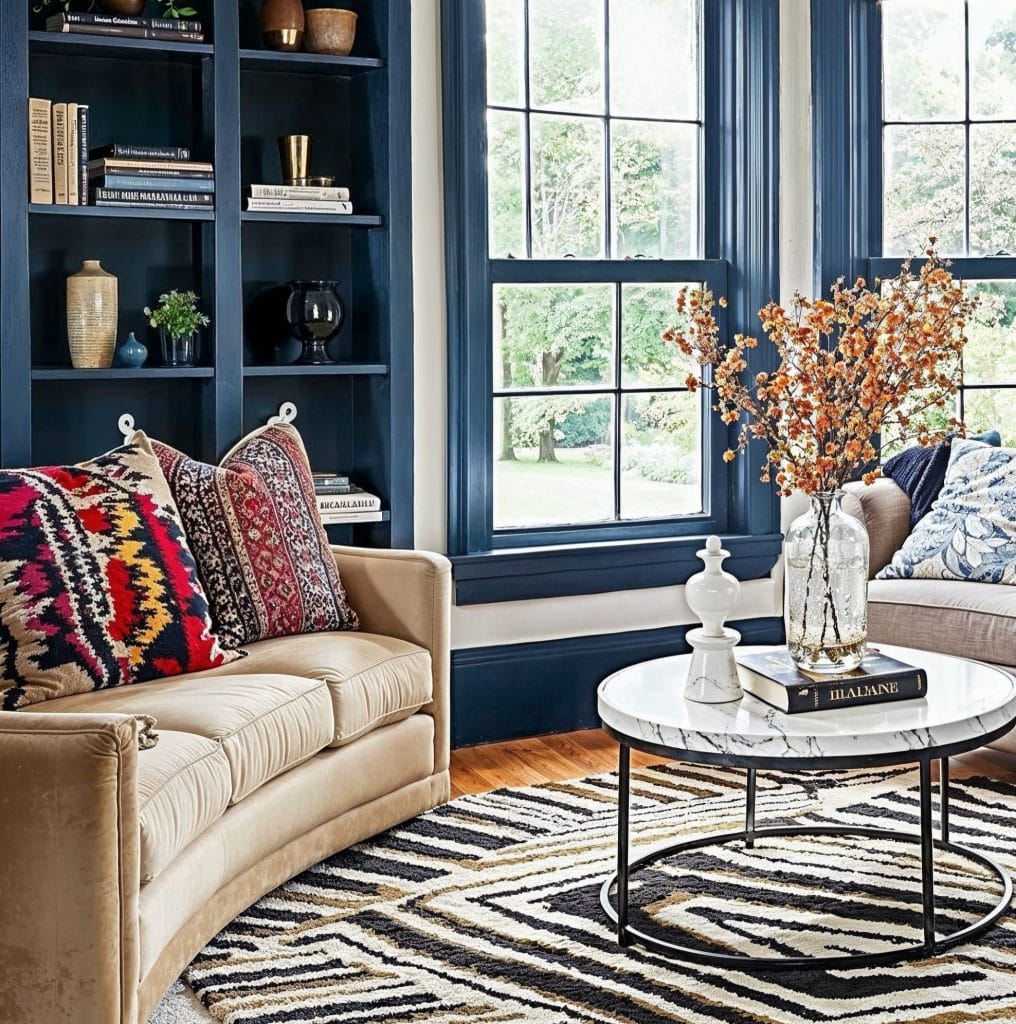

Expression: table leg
xmin=919 ymin=759 xmax=936 ymax=949
xmin=616 ymin=743 xmax=630 ymax=946
xmin=940 ymin=757 xmax=950 ymax=843
xmin=745 ymin=768 xmax=757 ymax=850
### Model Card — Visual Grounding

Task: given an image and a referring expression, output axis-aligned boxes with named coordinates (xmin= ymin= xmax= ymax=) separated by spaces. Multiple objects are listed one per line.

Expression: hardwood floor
xmin=449 ymin=728 xmax=1016 ymax=798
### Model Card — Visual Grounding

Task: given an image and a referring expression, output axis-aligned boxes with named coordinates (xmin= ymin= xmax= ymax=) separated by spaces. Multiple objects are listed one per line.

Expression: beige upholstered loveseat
xmin=0 ymin=545 xmax=452 ymax=1024
xmin=844 ymin=479 xmax=1016 ymax=756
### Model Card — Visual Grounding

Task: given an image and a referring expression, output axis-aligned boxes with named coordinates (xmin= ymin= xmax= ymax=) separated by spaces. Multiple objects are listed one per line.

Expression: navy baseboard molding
xmin=451 ymin=616 xmax=785 ymax=748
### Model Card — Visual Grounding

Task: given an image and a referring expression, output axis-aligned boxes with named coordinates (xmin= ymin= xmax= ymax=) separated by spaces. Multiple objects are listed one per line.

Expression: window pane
xmin=493 ymin=395 xmax=614 ymax=528
xmin=969 ymin=124 xmax=1016 ymax=256
xmin=883 ymin=124 xmax=965 ymax=256
xmin=531 ymin=114 xmax=605 ymax=257
xmin=609 ymin=0 xmax=698 ymax=120
xmin=487 ymin=111 xmax=527 ymax=258
xmin=612 ymin=120 xmax=698 ymax=258
xmin=964 ymin=281 xmax=1016 ymax=384
xmin=529 ymin=0 xmax=605 ymax=114
xmin=485 ymin=0 xmax=525 ymax=108
xmin=493 ymin=284 xmax=615 ymax=389
xmin=882 ymin=1 xmax=965 ymax=122
xmin=621 ymin=392 xmax=702 ymax=519
xmin=963 ymin=388 xmax=1016 ymax=446
xmin=969 ymin=0 xmax=1016 ymax=120
xmin=621 ymin=283 xmax=696 ymax=387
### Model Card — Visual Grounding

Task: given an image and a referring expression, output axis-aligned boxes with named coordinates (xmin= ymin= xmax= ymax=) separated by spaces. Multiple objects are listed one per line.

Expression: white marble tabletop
xmin=597 ymin=645 xmax=1016 ymax=763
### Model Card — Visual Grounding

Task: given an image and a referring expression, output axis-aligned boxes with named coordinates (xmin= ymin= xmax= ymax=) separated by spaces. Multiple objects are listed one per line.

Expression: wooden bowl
xmin=305 ymin=9 xmax=358 ymax=57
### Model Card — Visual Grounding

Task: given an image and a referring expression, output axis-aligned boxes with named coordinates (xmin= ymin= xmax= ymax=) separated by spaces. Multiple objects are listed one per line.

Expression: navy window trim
xmin=443 ymin=0 xmax=781 ymax=604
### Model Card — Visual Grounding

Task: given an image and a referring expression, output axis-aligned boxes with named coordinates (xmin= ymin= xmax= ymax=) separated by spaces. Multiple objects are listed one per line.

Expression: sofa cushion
xmin=204 ymin=631 xmax=433 ymax=747
xmin=868 ymin=577 xmax=1016 ymax=667
xmin=0 ymin=438 xmax=237 ymax=711
xmin=137 ymin=730 xmax=231 ymax=883
xmin=35 ymin=673 xmax=333 ymax=803
xmin=141 ymin=424 xmax=358 ymax=649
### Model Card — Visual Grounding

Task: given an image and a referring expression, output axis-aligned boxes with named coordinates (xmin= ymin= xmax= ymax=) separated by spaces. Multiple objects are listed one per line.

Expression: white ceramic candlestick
xmin=683 ymin=535 xmax=743 ymax=703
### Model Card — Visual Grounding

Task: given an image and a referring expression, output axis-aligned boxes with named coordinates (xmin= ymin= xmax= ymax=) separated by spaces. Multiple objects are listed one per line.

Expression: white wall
xmin=411 ymin=0 xmax=812 ymax=650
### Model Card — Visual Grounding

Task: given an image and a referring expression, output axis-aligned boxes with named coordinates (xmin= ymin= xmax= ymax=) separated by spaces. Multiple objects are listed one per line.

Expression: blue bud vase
xmin=113 ymin=331 xmax=148 ymax=369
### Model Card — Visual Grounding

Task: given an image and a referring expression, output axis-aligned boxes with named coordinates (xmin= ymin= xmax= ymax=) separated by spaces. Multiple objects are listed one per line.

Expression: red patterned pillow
xmin=143 ymin=424 xmax=358 ymax=649
xmin=0 ymin=439 xmax=239 ymax=710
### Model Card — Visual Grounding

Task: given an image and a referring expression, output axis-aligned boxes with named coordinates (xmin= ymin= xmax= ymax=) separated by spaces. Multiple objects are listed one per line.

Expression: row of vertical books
xmin=28 ymin=100 xmax=214 ymax=211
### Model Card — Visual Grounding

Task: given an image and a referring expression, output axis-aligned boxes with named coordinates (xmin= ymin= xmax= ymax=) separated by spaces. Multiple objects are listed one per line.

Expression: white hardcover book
xmin=319 ymin=511 xmax=384 ymax=525
xmin=28 ymin=98 xmax=53 ymax=204
xmin=249 ymin=184 xmax=351 ymax=202
xmin=316 ymin=492 xmax=381 ymax=512
xmin=246 ymin=198 xmax=354 ymax=214
xmin=67 ymin=102 xmax=79 ymax=205
xmin=52 ymin=103 xmax=68 ymax=204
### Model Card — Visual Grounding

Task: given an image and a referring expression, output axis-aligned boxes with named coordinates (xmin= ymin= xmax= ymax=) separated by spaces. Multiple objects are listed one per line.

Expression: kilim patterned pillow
xmin=142 ymin=424 xmax=359 ymax=649
xmin=0 ymin=439 xmax=239 ymax=711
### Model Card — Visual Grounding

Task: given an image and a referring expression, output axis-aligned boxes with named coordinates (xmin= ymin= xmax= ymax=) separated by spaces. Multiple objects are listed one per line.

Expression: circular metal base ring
xmin=600 ymin=824 xmax=1012 ymax=971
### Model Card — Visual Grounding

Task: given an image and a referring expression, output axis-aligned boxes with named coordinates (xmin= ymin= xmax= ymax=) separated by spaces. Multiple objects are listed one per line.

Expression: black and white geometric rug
xmin=182 ymin=765 xmax=1016 ymax=1023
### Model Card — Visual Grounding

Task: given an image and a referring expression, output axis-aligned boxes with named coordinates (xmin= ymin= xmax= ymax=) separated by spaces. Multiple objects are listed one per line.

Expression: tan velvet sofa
xmin=0 ymin=545 xmax=452 ymax=1024
xmin=844 ymin=479 xmax=1016 ymax=757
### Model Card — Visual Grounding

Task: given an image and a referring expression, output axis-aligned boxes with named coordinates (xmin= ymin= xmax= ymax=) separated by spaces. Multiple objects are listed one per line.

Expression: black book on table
xmin=736 ymin=648 xmax=927 ymax=714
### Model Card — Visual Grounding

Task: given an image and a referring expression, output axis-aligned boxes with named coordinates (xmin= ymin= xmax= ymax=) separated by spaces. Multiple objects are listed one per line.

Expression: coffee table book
xmin=736 ymin=648 xmax=927 ymax=713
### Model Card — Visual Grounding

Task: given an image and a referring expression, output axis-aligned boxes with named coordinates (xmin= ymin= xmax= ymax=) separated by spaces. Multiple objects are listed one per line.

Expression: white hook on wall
xmin=267 ymin=402 xmax=298 ymax=426
xmin=118 ymin=413 xmax=136 ymax=443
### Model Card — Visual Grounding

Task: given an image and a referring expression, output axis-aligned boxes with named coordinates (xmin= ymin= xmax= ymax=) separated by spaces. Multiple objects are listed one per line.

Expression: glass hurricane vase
xmin=784 ymin=490 xmax=869 ymax=673
xmin=160 ymin=328 xmax=197 ymax=368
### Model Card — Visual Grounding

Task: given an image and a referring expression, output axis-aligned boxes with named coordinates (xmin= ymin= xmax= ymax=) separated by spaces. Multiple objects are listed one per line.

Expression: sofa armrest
xmin=842 ymin=478 xmax=912 ymax=579
xmin=331 ymin=546 xmax=452 ymax=772
xmin=0 ymin=712 xmax=140 ymax=1024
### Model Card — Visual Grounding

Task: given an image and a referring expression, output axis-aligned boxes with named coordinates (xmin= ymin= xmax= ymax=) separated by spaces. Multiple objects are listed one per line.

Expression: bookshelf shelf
xmin=241 ymin=211 xmax=384 ymax=227
xmin=32 ymin=368 xmax=215 ymax=381
xmin=28 ymin=31 xmax=213 ymax=63
xmin=243 ymin=364 xmax=389 ymax=377
xmin=239 ymin=48 xmax=384 ymax=74
xmin=29 ymin=203 xmax=215 ymax=222
xmin=6 ymin=1 xmax=412 ymax=543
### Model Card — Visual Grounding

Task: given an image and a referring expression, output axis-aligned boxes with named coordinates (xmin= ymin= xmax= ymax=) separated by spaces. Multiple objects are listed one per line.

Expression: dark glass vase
xmin=285 ymin=280 xmax=344 ymax=365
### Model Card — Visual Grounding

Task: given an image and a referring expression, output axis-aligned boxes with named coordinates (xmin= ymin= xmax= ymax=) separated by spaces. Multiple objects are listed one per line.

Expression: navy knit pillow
xmin=883 ymin=430 xmax=1001 ymax=527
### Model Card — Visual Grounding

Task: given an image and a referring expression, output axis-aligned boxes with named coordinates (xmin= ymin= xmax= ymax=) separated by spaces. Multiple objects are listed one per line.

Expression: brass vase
xmin=261 ymin=0 xmax=305 ymax=52
xmin=66 ymin=260 xmax=118 ymax=369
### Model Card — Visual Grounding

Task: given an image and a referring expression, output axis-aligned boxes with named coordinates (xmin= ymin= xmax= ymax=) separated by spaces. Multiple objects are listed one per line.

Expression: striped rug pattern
xmin=184 ymin=765 xmax=1016 ymax=1023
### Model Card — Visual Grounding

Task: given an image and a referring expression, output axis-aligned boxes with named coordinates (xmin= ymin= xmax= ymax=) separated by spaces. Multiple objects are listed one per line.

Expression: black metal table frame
xmin=599 ymin=720 xmax=1016 ymax=971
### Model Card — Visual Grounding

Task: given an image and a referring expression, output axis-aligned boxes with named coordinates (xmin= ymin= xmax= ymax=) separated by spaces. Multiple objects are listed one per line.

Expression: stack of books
xmin=89 ymin=146 xmax=214 ymax=212
xmin=246 ymin=184 xmax=354 ymax=216
xmin=28 ymin=98 xmax=90 ymax=205
xmin=313 ymin=473 xmax=383 ymax=525
xmin=45 ymin=12 xmax=205 ymax=43
xmin=736 ymin=648 xmax=927 ymax=714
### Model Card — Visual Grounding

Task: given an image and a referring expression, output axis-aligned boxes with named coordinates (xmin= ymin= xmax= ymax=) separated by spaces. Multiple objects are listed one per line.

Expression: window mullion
xmin=613 ymin=281 xmax=622 ymax=521
xmin=523 ymin=0 xmax=533 ymax=258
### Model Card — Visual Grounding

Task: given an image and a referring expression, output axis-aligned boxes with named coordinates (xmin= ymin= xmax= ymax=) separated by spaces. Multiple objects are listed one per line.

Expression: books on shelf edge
xmin=77 ymin=105 xmax=89 ymax=206
xmin=28 ymin=98 xmax=53 ymax=204
xmin=92 ymin=145 xmax=192 ymax=161
xmin=319 ymin=510 xmax=384 ymax=525
xmin=91 ymin=188 xmax=213 ymax=206
xmin=249 ymin=184 xmax=351 ymax=202
xmin=91 ymin=175 xmax=214 ymax=193
xmin=90 ymin=157 xmax=214 ymax=174
xmin=48 ymin=12 xmax=203 ymax=33
xmin=46 ymin=22 xmax=205 ymax=43
xmin=314 ymin=484 xmax=354 ymax=495
xmin=246 ymin=199 xmax=354 ymax=214
xmin=736 ymin=648 xmax=927 ymax=714
xmin=52 ymin=103 xmax=68 ymax=205
xmin=312 ymin=473 xmax=351 ymax=489
xmin=316 ymin=490 xmax=381 ymax=513
xmin=92 ymin=165 xmax=213 ymax=182
xmin=92 ymin=199 xmax=212 ymax=211
xmin=67 ymin=102 xmax=79 ymax=205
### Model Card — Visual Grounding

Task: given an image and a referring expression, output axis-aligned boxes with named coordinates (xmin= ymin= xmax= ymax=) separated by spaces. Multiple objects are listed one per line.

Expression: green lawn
xmin=493 ymin=448 xmax=700 ymax=528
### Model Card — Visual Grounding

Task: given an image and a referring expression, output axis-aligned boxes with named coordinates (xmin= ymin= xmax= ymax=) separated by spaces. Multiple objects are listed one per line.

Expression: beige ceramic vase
xmin=66 ymin=260 xmax=118 ymax=369
xmin=305 ymin=8 xmax=357 ymax=56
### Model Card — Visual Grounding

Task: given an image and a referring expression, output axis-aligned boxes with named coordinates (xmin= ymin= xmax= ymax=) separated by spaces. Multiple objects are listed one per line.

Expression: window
xmin=445 ymin=0 xmax=781 ymax=597
xmin=816 ymin=0 xmax=1016 ymax=449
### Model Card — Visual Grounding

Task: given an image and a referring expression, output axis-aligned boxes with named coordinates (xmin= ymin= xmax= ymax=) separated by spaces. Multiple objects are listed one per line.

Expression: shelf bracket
xmin=267 ymin=401 xmax=298 ymax=426
xmin=118 ymin=413 xmax=136 ymax=443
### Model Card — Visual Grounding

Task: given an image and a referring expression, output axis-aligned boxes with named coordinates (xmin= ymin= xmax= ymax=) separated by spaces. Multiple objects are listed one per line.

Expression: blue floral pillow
xmin=877 ymin=439 xmax=1016 ymax=584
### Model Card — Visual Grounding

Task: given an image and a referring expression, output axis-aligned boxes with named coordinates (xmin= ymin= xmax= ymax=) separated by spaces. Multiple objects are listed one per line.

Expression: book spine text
xmin=77 ymin=105 xmax=89 ymax=205
xmin=92 ymin=145 xmax=192 ymax=161
xmin=52 ymin=103 xmax=68 ymax=205
xmin=67 ymin=102 xmax=79 ymax=205
xmin=28 ymin=98 xmax=53 ymax=204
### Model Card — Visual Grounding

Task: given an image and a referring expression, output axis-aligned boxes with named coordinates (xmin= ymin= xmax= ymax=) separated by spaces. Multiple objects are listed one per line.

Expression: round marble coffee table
xmin=597 ymin=644 xmax=1016 ymax=970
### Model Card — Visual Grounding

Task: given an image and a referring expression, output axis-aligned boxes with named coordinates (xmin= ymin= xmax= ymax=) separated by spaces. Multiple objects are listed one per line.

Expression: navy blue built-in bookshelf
xmin=0 ymin=1 xmax=414 ymax=549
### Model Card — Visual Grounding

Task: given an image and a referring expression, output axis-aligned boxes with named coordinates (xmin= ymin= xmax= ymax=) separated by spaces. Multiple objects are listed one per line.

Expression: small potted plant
xmin=145 ymin=290 xmax=210 ymax=368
